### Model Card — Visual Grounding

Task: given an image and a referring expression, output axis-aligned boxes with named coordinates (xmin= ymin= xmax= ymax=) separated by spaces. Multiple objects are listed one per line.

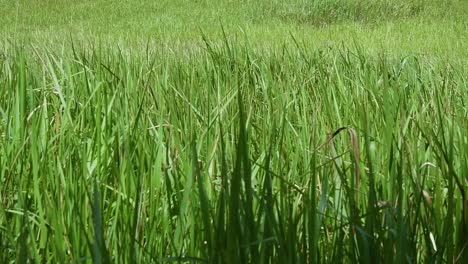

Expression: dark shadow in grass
xmin=264 ymin=0 xmax=424 ymax=27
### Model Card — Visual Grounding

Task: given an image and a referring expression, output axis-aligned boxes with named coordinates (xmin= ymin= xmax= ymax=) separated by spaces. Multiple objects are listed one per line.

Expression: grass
xmin=0 ymin=0 xmax=467 ymax=56
xmin=1 ymin=39 xmax=467 ymax=263
xmin=0 ymin=0 xmax=467 ymax=263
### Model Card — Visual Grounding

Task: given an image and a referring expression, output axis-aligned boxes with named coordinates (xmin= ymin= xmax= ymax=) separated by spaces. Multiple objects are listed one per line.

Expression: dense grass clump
xmin=0 ymin=40 xmax=467 ymax=263
xmin=263 ymin=0 xmax=425 ymax=26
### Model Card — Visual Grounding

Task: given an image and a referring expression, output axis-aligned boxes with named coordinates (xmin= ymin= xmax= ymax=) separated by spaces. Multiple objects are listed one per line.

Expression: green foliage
xmin=0 ymin=38 xmax=466 ymax=262
xmin=0 ymin=0 xmax=467 ymax=55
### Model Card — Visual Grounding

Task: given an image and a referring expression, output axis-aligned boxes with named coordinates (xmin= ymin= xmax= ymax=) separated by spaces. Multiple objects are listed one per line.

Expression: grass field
xmin=1 ymin=0 xmax=467 ymax=55
xmin=0 ymin=0 xmax=467 ymax=263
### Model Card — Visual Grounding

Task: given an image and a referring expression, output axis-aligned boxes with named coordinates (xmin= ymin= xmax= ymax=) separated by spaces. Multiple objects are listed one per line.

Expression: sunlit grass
xmin=0 ymin=38 xmax=466 ymax=262
xmin=0 ymin=0 xmax=467 ymax=56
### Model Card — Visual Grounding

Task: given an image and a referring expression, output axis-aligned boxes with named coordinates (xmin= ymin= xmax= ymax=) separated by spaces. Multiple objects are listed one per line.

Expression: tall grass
xmin=0 ymin=40 xmax=467 ymax=263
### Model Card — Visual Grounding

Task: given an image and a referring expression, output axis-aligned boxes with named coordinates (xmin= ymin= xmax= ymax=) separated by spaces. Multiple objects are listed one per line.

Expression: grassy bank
xmin=0 ymin=40 xmax=467 ymax=262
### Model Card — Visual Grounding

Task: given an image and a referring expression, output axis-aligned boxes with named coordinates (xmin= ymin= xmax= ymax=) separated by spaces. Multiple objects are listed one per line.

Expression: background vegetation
xmin=1 ymin=0 xmax=467 ymax=55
